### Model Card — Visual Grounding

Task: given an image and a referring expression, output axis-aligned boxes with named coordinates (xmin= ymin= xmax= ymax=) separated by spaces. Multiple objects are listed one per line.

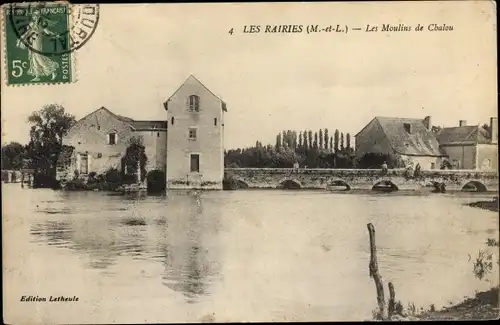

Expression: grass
xmin=467 ymin=197 xmax=499 ymax=212
xmin=416 ymin=287 xmax=499 ymax=320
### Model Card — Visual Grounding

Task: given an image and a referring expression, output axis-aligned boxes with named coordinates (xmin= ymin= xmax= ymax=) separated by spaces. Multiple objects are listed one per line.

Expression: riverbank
xmin=467 ymin=197 xmax=499 ymax=212
xmin=416 ymin=287 xmax=499 ymax=320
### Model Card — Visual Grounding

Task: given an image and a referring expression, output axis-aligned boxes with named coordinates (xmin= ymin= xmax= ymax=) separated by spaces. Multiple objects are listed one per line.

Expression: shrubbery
xmin=146 ymin=169 xmax=166 ymax=193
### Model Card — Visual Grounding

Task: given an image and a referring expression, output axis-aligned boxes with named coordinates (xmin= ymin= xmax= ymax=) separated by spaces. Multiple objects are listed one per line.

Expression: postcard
xmin=1 ymin=1 xmax=498 ymax=323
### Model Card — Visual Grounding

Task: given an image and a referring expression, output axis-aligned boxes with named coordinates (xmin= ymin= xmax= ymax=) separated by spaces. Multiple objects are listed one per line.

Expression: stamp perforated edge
xmin=1 ymin=2 xmax=78 ymax=87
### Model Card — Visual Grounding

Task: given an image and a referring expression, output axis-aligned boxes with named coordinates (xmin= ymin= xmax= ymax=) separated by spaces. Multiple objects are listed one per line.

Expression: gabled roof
xmin=436 ymin=125 xmax=491 ymax=145
xmin=74 ymin=107 xmax=167 ymax=132
xmin=128 ymin=120 xmax=167 ymax=131
xmin=375 ymin=116 xmax=445 ymax=157
xmin=164 ymin=75 xmax=227 ymax=112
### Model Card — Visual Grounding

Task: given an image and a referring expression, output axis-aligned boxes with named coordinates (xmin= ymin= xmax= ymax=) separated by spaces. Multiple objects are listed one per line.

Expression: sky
xmin=1 ymin=1 xmax=497 ymax=149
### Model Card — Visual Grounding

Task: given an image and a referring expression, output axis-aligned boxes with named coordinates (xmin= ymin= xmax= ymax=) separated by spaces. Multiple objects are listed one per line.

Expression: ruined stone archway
xmin=461 ymin=180 xmax=487 ymax=192
xmin=277 ymin=179 xmax=302 ymax=190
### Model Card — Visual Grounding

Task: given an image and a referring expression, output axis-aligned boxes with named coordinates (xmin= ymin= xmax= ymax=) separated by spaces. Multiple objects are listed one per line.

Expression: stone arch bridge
xmin=224 ymin=168 xmax=499 ymax=192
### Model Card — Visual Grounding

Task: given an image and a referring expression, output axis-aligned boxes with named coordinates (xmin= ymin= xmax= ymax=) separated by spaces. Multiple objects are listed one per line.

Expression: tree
xmin=340 ymin=132 xmax=345 ymax=151
xmin=313 ymin=132 xmax=318 ymax=148
xmin=26 ymin=104 xmax=76 ymax=176
xmin=298 ymin=131 xmax=303 ymax=149
xmin=324 ymin=128 xmax=329 ymax=150
xmin=1 ymin=142 xmax=26 ymax=170
xmin=275 ymin=133 xmax=282 ymax=149
xmin=329 ymin=136 xmax=333 ymax=152
xmin=303 ymin=130 xmax=309 ymax=151
xmin=308 ymin=130 xmax=313 ymax=149
xmin=346 ymin=133 xmax=351 ymax=151
xmin=334 ymin=129 xmax=340 ymax=152
xmin=319 ymin=129 xmax=324 ymax=149
xmin=122 ymin=136 xmax=148 ymax=183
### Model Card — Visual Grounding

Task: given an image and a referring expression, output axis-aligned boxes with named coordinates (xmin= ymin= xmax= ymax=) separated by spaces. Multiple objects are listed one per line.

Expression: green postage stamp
xmin=2 ymin=2 xmax=99 ymax=86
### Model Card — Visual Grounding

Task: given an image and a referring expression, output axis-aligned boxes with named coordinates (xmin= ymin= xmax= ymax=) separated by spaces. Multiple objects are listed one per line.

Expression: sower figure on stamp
xmin=16 ymin=9 xmax=60 ymax=82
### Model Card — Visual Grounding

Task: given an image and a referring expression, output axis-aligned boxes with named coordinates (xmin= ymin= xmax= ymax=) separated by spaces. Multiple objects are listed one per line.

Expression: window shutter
xmin=107 ymin=133 xmax=110 ymax=145
xmin=186 ymin=97 xmax=190 ymax=110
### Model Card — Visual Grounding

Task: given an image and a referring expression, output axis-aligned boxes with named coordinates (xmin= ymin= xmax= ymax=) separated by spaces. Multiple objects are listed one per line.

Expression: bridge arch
xmin=277 ymin=178 xmax=302 ymax=189
xmin=428 ymin=181 xmax=446 ymax=193
xmin=223 ymin=176 xmax=250 ymax=190
xmin=461 ymin=180 xmax=488 ymax=192
xmin=372 ymin=178 xmax=399 ymax=192
xmin=326 ymin=178 xmax=351 ymax=191
xmin=234 ymin=178 xmax=250 ymax=189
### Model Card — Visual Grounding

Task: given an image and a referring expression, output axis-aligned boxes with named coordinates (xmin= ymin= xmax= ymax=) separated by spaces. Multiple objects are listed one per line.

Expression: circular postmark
xmin=8 ymin=1 xmax=100 ymax=55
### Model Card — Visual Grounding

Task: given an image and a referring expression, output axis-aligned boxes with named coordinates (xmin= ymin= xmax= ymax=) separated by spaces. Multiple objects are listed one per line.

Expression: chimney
xmin=423 ymin=116 xmax=432 ymax=130
xmin=459 ymin=120 xmax=467 ymax=127
xmin=491 ymin=117 xmax=498 ymax=144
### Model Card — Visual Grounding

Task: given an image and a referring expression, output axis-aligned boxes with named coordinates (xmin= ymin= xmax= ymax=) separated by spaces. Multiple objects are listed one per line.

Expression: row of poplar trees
xmin=275 ymin=129 xmax=352 ymax=153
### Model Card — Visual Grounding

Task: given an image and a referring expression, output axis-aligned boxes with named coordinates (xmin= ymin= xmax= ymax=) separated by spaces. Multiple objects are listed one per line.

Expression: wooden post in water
xmin=388 ymin=282 xmax=396 ymax=318
xmin=367 ymin=223 xmax=387 ymax=320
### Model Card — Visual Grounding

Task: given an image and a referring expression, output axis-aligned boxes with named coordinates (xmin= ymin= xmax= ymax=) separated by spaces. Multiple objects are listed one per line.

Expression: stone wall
xmin=224 ymin=168 xmax=499 ymax=192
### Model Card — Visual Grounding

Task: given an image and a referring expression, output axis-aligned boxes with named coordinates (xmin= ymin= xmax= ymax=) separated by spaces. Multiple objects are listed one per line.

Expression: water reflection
xmin=6 ymin=183 xmax=496 ymax=322
xmin=28 ymin=190 xmax=222 ymax=303
xmin=161 ymin=191 xmax=222 ymax=303
xmin=30 ymin=221 xmax=74 ymax=247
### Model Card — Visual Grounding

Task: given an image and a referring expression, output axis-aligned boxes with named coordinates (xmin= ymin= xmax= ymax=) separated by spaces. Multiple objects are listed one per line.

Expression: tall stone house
xmin=56 ymin=75 xmax=226 ymax=189
xmin=355 ymin=116 xmax=498 ymax=171
xmin=164 ymin=75 xmax=226 ymax=189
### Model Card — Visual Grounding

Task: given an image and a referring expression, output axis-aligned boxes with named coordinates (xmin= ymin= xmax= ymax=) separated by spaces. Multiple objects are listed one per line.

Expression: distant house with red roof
xmin=355 ymin=116 xmax=498 ymax=171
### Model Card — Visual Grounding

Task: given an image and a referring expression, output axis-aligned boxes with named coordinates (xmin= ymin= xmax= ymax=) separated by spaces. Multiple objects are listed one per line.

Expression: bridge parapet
xmin=224 ymin=168 xmax=499 ymax=191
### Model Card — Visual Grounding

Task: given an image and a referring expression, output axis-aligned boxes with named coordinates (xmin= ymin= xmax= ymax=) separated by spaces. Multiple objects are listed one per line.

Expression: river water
xmin=2 ymin=184 xmax=499 ymax=323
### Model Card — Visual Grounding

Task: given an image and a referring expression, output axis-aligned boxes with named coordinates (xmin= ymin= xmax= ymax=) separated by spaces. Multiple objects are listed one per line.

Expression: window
xmin=157 ymin=132 xmax=160 ymax=137
xmin=171 ymin=117 xmax=174 ymax=125
xmin=214 ymin=118 xmax=217 ymax=126
xmin=108 ymin=132 xmax=117 ymax=145
xmin=190 ymin=154 xmax=200 ymax=172
xmin=189 ymin=95 xmax=200 ymax=112
xmin=80 ymin=153 xmax=89 ymax=174
xmin=430 ymin=163 xmax=435 ymax=170
xmin=189 ymin=128 xmax=197 ymax=140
